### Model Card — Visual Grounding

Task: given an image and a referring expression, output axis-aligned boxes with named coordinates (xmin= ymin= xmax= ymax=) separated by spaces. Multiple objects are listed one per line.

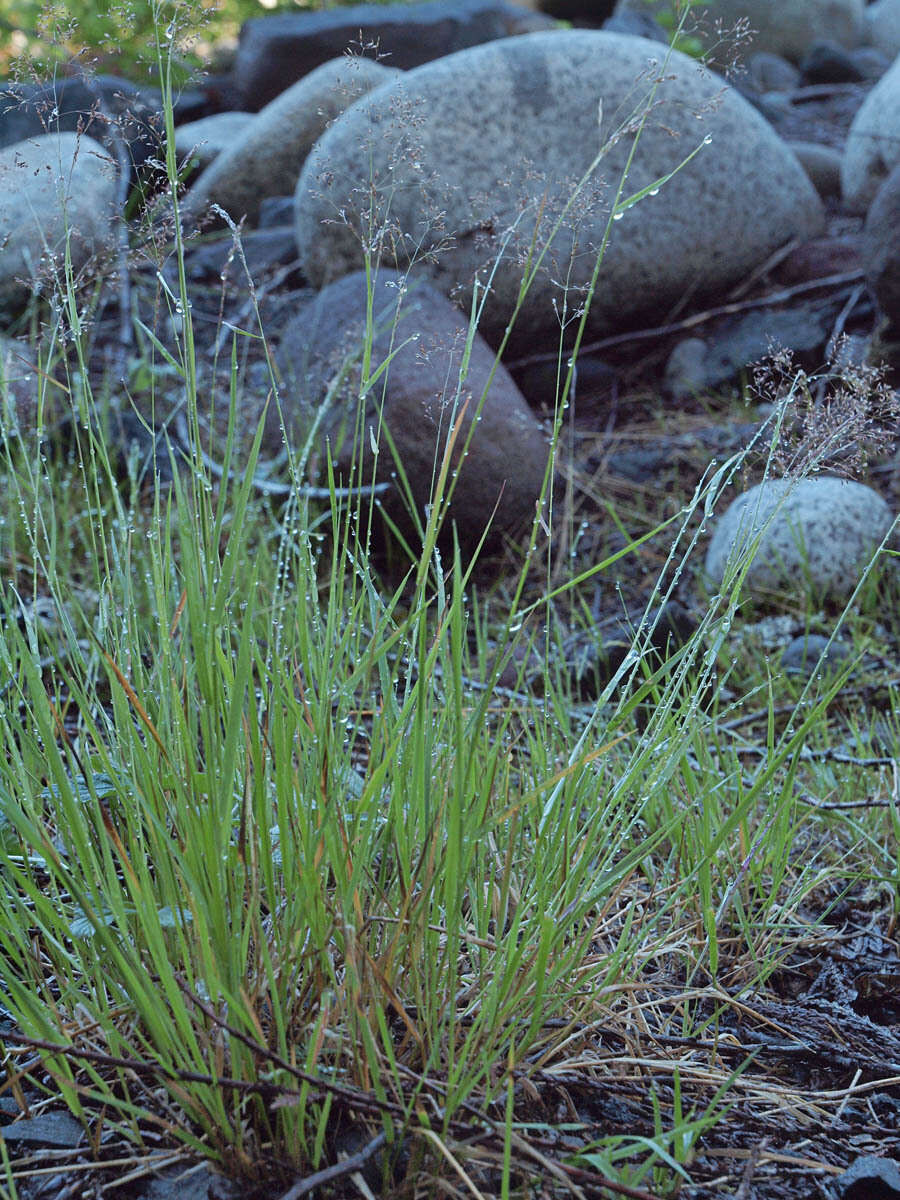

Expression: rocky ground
xmin=3 ymin=4 xmax=900 ymax=1198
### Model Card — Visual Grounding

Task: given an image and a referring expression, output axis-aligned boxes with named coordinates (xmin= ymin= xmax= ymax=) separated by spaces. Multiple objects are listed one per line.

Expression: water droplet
xmin=612 ymin=211 xmax=624 ymax=221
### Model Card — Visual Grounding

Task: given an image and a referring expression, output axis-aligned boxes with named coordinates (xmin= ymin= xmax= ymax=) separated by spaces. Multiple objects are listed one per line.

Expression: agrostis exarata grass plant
xmin=0 ymin=3 xmax=898 ymax=1198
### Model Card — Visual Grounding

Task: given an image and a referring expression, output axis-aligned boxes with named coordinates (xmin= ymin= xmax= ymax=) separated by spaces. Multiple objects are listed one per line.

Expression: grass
xmin=0 ymin=4 xmax=899 ymax=1198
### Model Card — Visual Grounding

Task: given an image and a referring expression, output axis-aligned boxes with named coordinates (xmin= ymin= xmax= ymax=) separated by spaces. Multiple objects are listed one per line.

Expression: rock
xmin=270 ymin=270 xmax=549 ymax=545
xmin=183 ymin=57 xmax=399 ymax=230
xmin=133 ymin=1163 xmax=245 ymax=1200
xmin=745 ymin=51 xmax=802 ymax=94
xmin=780 ymin=631 xmax=851 ymax=674
xmin=295 ymin=31 xmax=824 ymax=354
xmin=665 ymin=303 xmax=835 ymax=399
xmin=799 ymin=39 xmax=867 ymax=83
xmin=234 ymin=0 xmax=553 ymax=111
xmin=0 ymin=334 xmax=40 ymax=435
xmin=863 ymin=162 xmax=900 ymax=327
xmin=850 ymin=46 xmax=893 ymax=81
xmin=184 ymin=227 xmax=300 ymax=284
xmin=0 ymin=133 xmax=117 ymax=315
xmin=511 ymin=353 xmax=619 ymax=413
xmin=566 ymin=599 xmax=698 ymax=701
xmin=773 ymin=234 xmax=864 ymax=285
xmin=789 ymin=139 xmax=843 ymax=198
xmin=864 ymin=0 xmax=900 ymax=60
xmin=614 ymin=0 xmax=865 ymax=65
xmin=173 ymin=111 xmax=255 ymax=172
xmin=704 ymin=476 xmax=894 ymax=605
xmin=601 ymin=11 xmax=668 ymax=41
xmin=834 ymin=1155 xmax=900 ymax=1199
xmin=665 ymin=338 xmax=708 ymax=399
xmin=258 ymin=195 xmax=294 ymax=228
xmin=0 ymin=76 xmax=161 ymax=178
xmin=539 ymin=0 xmax=615 ymax=22
xmin=842 ymin=54 xmax=900 ymax=214
xmin=0 ymin=1111 xmax=85 ymax=1149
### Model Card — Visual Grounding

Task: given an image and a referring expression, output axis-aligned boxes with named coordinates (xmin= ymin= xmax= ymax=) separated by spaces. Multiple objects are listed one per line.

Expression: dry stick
xmin=1 ymin=1029 xmax=326 ymax=1104
xmin=276 ymin=1132 xmax=388 ymax=1200
xmin=507 ymin=271 xmax=865 ymax=370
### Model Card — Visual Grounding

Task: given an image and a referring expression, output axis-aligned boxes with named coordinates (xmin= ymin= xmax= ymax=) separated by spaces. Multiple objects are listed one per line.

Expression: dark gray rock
xmin=744 ymin=51 xmax=802 ymax=95
xmin=864 ymin=162 xmax=900 ymax=329
xmin=780 ymin=632 xmax=851 ymax=675
xmin=834 ymin=1155 xmax=900 ymax=1199
xmin=664 ymin=303 xmax=835 ymax=398
xmin=271 ymin=269 xmax=550 ymax=546
xmin=258 ymin=195 xmax=295 ymax=228
xmin=185 ymin=227 xmax=301 ymax=284
xmin=234 ymin=0 xmax=553 ymax=110
xmin=0 ymin=76 xmax=161 ymax=177
xmin=134 ymin=1163 xmax=245 ymax=1200
xmin=774 ymin=234 xmax=864 ymax=286
xmin=0 ymin=1111 xmax=84 ymax=1149
xmin=790 ymin=139 xmax=843 ymax=199
xmin=539 ymin=0 xmax=615 ymax=22
xmin=601 ymin=11 xmax=668 ymax=40
xmin=800 ymin=39 xmax=867 ymax=84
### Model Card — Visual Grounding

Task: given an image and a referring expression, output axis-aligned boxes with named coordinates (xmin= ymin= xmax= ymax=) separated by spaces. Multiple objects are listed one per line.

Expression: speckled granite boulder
xmin=842 ymin=53 xmax=900 ymax=213
xmin=0 ymin=133 xmax=116 ymax=314
xmin=182 ymin=57 xmax=399 ymax=229
xmin=270 ymin=269 xmax=549 ymax=545
xmin=705 ymin=476 xmax=894 ymax=604
xmin=615 ymin=0 xmax=864 ymax=64
xmin=295 ymin=30 xmax=824 ymax=353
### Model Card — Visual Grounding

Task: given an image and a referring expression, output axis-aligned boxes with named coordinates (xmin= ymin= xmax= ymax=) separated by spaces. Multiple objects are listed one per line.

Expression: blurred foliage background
xmin=0 ymin=0 xmax=416 ymax=82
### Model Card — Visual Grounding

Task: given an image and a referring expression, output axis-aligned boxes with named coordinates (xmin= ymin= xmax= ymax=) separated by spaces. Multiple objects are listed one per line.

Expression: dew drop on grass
xmin=648 ymin=188 xmax=659 ymax=197
xmin=612 ymin=211 xmax=624 ymax=221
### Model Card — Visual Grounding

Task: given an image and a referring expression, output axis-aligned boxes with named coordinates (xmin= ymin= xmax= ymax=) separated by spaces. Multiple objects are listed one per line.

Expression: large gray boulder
xmin=842 ymin=53 xmax=900 ymax=213
xmin=235 ymin=0 xmax=552 ymax=110
xmin=294 ymin=31 xmax=824 ymax=353
xmin=0 ymin=133 xmax=116 ymax=314
xmin=182 ymin=57 xmax=399 ymax=229
xmin=615 ymin=0 xmax=864 ymax=64
xmin=863 ymin=0 xmax=900 ymax=59
xmin=174 ymin=112 xmax=256 ymax=173
xmin=705 ymin=476 xmax=894 ymax=604
xmin=270 ymin=270 xmax=549 ymax=545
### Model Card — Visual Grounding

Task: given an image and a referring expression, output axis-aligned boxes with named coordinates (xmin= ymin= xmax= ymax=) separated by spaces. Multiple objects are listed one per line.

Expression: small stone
xmin=0 ymin=1111 xmax=85 ymax=1149
xmin=704 ymin=476 xmax=894 ymax=605
xmin=799 ymin=39 xmax=867 ymax=84
xmin=780 ymin=632 xmax=851 ymax=675
xmin=789 ymin=140 xmax=843 ymax=199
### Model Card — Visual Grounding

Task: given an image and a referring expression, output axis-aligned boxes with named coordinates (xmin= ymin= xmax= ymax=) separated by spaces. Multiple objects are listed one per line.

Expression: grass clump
xmin=0 ymin=5 xmax=898 ymax=1199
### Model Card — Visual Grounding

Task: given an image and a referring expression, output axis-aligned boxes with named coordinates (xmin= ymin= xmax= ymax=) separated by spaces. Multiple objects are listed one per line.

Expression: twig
xmin=277 ymin=1132 xmax=387 ymax=1200
xmin=507 ymin=272 xmax=864 ymax=369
